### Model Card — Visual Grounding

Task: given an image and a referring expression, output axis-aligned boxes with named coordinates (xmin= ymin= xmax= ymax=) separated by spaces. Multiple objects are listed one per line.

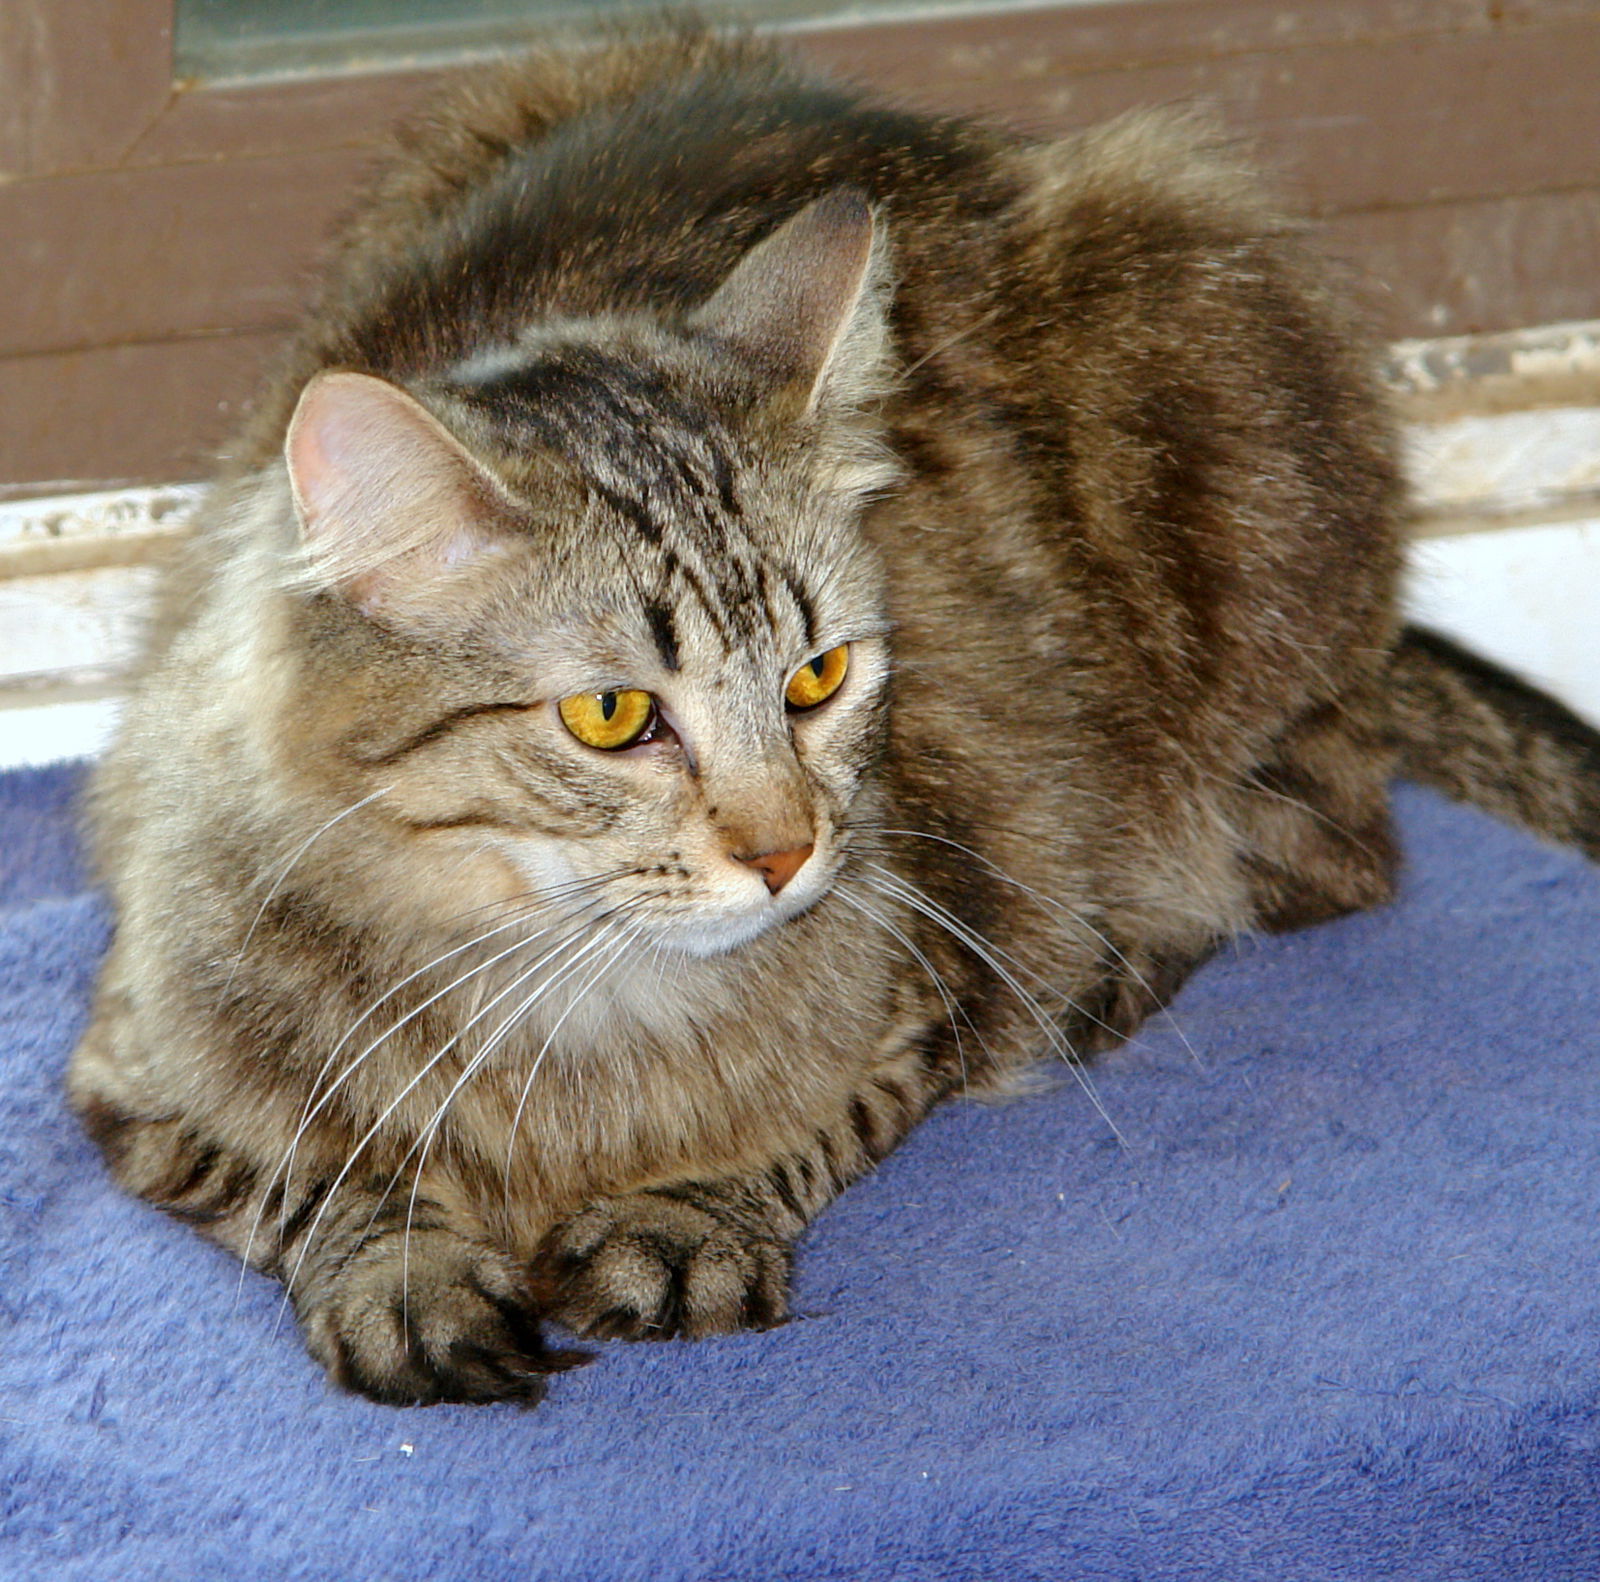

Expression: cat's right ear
xmin=285 ymin=371 xmax=511 ymax=622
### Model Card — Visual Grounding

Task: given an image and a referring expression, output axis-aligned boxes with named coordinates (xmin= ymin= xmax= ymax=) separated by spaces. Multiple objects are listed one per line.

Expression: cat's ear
xmin=688 ymin=187 xmax=890 ymax=418
xmin=285 ymin=371 xmax=511 ymax=620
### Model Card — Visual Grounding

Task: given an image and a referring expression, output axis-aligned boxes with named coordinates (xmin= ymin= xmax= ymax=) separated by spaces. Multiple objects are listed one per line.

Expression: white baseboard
xmin=1405 ymin=518 xmax=1600 ymax=728
xmin=0 ymin=693 xmax=123 ymax=771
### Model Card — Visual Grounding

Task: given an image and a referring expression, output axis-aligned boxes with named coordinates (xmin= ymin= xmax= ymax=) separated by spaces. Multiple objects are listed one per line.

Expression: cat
xmin=68 ymin=24 xmax=1600 ymax=1407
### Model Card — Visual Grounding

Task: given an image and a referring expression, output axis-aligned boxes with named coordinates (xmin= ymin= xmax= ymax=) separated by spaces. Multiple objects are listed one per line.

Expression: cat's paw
xmin=296 ymin=1232 xmax=584 ymax=1407
xmin=533 ymin=1189 xmax=791 ymax=1341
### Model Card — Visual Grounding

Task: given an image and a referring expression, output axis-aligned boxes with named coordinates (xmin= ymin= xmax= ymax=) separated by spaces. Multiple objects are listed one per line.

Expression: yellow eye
xmin=785 ymin=645 xmax=849 ymax=711
xmin=558 ymin=689 xmax=656 ymax=750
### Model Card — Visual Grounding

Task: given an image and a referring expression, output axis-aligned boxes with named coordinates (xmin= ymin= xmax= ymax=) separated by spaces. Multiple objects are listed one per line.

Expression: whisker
xmin=423 ymin=865 xmax=643 ymax=937
xmin=238 ymin=896 xmax=547 ymax=1292
xmin=302 ymin=871 xmax=623 ymax=1094
xmin=239 ymin=881 xmax=617 ymax=1288
xmin=833 ymin=885 xmax=979 ymax=1095
xmin=896 ymin=302 xmax=1004 ymax=382
xmin=219 ymin=786 xmax=394 ymax=1001
xmin=858 ymin=826 xmax=1205 ymax=1073
xmin=860 ymin=866 xmax=1128 ymax=1149
xmin=273 ymin=869 xmax=630 ymax=1171
xmin=267 ymin=898 xmax=647 ymax=1318
xmin=498 ymin=920 xmax=652 ymax=1215
xmin=1227 ymin=766 xmax=1379 ymax=854
xmin=392 ymin=917 xmax=648 ymax=1329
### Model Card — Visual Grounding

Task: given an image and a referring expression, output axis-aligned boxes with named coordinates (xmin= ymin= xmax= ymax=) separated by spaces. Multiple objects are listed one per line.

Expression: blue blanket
xmin=3 ymin=761 xmax=1599 ymax=1580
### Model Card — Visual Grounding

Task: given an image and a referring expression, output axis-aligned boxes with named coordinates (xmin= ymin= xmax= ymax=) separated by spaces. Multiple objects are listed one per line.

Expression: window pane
xmin=176 ymin=0 xmax=1080 ymax=82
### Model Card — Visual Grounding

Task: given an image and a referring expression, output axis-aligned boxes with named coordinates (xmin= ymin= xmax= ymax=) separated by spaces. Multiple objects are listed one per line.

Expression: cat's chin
xmin=653 ymin=891 xmax=823 ymax=959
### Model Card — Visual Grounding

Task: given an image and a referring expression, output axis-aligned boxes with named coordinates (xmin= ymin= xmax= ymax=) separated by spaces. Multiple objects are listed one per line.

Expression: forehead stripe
xmin=709 ymin=447 xmax=741 ymax=519
xmin=644 ymin=601 xmax=681 ymax=672
xmin=660 ymin=546 xmax=736 ymax=648
xmin=591 ymin=478 xmax=663 ymax=544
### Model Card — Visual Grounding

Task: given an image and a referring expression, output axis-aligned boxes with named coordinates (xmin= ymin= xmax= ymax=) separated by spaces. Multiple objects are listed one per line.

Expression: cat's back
xmin=239 ymin=30 xmax=1012 ymax=462
xmin=215 ymin=28 xmax=1399 ymax=781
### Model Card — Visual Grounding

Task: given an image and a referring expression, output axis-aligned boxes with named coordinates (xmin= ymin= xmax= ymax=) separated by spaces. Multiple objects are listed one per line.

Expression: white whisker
xmin=863 ymin=826 xmax=1205 ymax=1073
xmin=238 ymin=881 xmax=617 ymax=1289
xmin=219 ymin=785 xmax=394 ymax=1001
xmin=393 ymin=917 xmax=647 ymax=1329
xmin=861 ymin=865 xmax=1128 ymax=1149
xmin=497 ymin=921 xmax=651 ymax=1215
xmin=834 ymin=886 xmax=977 ymax=1095
xmin=269 ymin=898 xmax=647 ymax=1321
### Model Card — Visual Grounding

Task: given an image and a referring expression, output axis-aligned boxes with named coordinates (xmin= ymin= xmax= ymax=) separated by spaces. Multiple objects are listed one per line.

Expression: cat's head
xmin=277 ymin=188 xmax=897 ymax=958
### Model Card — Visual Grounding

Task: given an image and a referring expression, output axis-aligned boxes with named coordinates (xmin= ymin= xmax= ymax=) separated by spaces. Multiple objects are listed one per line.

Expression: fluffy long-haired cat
xmin=69 ymin=26 xmax=1600 ymax=1406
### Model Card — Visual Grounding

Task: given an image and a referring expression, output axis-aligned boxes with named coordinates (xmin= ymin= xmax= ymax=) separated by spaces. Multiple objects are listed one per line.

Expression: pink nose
xmin=736 ymin=843 xmax=814 ymax=896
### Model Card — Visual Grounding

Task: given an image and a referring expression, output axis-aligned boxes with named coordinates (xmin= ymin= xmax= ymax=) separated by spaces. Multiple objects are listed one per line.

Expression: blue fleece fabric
xmin=2 ymin=760 xmax=1598 ymax=1579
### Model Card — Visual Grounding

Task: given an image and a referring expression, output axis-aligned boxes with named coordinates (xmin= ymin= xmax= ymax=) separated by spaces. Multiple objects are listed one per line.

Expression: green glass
xmin=175 ymin=0 xmax=1016 ymax=81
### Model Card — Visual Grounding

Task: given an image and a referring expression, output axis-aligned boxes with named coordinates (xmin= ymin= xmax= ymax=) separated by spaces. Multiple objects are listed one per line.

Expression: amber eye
xmin=558 ymin=689 xmax=657 ymax=750
xmin=785 ymin=645 xmax=849 ymax=711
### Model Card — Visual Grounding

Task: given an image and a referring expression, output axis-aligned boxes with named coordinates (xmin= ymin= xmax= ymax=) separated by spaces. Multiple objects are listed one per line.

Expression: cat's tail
xmin=1386 ymin=624 xmax=1600 ymax=858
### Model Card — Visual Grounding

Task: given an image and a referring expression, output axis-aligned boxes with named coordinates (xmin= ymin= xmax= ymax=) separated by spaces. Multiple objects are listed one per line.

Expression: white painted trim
xmin=0 ymin=695 xmax=123 ymax=771
xmin=1405 ymin=517 xmax=1600 ymax=730
xmin=0 ymin=484 xmax=204 ymax=552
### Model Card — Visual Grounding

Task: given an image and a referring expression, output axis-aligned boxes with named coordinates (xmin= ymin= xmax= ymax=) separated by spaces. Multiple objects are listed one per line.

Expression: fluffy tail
xmin=1387 ymin=625 xmax=1600 ymax=858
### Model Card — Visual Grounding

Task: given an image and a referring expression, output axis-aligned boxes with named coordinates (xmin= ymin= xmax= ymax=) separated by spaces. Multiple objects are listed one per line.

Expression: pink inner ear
xmin=285 ymin=371 xmax=505 ymax=616
xmin=287 ymin=375 xmax=386 ymax=535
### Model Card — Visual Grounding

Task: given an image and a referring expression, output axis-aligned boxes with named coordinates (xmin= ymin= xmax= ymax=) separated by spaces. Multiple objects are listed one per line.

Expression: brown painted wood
xmin=11 ymin=10 xmax=1600 ymax=363
xmin=1327 ymin=189 xmax=1600 ymax=339
xmin=8 ymin=0 xmax=1600 ymax=494
xmin=801 ymin=0 xmax=1491 ymax=85
xmin=119 ymin=65 xmax=443 ymax=170
xmin=0 ymin=1 xmax=1546 ymax=178
xmin=0 ymin=332 xmax=281 ymax=497
xmin=0 ymin=0 xmax=174 ymax=178
xmin=806 ymin=11 xmax=1600 ymax=214
xmin=1 ymin=151 xmax=369 ymax=358
xmin=11 ymin=3 xmax=1495 ymax=178
xmin=1497 ymin=0 xmax=1600 ymax=18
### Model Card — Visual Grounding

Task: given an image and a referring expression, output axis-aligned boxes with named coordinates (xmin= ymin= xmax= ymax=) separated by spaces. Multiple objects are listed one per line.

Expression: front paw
xmin=296 ymin=1230 xmax=583 ymax=1407
xmin=533 ymin=1188 xmax=791 ymax=1341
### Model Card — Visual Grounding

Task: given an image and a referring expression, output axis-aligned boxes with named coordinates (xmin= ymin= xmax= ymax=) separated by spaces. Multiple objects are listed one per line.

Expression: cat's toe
xmin=533 ymin=1190 xmax=791 ymax=1341
xmin=299 ymin=1243 xmax=585 ymax=1407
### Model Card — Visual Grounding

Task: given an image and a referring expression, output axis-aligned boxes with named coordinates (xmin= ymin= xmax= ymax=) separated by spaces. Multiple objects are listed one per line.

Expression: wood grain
xmin=0 ymin=0 xmax=174 ymax=178
xmin=1 ymin=152 xmax=368 ymax=358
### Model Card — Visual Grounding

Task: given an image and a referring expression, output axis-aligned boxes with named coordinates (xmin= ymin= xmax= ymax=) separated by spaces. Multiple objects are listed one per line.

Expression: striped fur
xmin=68 ymin=28 xmax=1600 ymax=1406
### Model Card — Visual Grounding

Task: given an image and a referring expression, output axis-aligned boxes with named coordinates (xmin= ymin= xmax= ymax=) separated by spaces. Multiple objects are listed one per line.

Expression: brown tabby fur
xmin=68 ymin=26 xmax=1600 ymax=1406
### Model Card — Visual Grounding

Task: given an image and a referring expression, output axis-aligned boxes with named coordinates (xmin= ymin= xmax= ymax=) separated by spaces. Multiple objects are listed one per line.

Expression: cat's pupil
xmin=810 ymin=656 xmax=826 ymax=679
xmin=600 ymin=692 xmax=618 ymax=721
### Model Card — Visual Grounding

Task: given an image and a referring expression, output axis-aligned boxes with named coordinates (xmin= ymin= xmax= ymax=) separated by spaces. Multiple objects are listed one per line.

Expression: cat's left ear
xmin=688 ymin=187 xmax=891 ymax=418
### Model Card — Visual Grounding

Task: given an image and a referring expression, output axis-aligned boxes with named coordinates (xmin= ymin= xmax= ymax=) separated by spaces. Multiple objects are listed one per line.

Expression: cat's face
xmin=504 ymin=497 xmax=890 ymax=959
xmin=415 ymin=402 xmax=889 ymax=960
xmin=280 ymin=192 xmax=897 ymax=960
xmin=288 ymin=371 xmax=890 ymax=960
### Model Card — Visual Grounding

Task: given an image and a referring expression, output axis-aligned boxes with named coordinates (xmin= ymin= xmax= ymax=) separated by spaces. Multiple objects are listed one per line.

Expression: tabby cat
xmin=68 ymin=27 xmax=1600 ymax=1406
